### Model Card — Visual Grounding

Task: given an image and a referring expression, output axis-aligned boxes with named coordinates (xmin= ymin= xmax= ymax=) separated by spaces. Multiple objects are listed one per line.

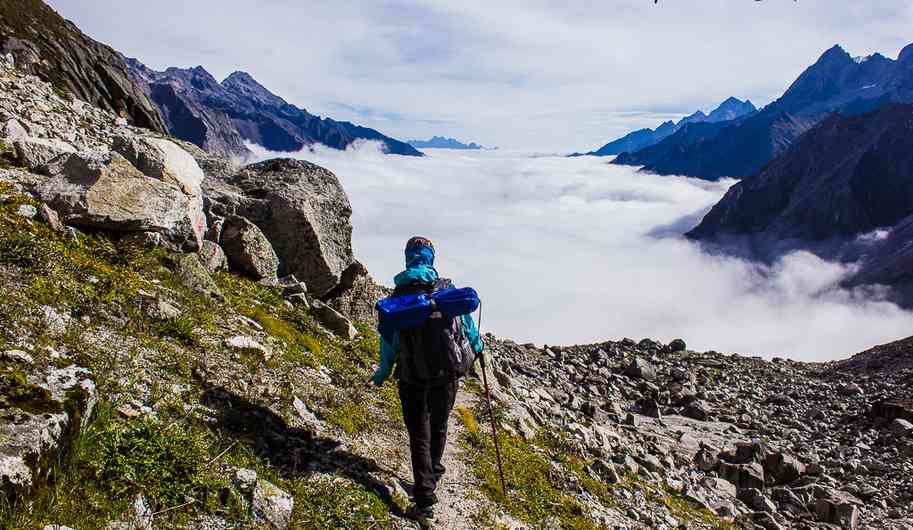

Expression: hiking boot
xmin=404 ymin=503 xmax=436 ymax=528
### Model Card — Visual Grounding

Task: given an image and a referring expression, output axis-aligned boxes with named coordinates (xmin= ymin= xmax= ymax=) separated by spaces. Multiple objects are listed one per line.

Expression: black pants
xmin=398 ymin=378 xmax=458 ymax=508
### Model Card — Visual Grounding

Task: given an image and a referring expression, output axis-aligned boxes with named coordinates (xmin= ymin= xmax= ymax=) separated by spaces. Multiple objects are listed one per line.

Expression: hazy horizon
xmin=246 ymin=142 xmax=913 ymax=361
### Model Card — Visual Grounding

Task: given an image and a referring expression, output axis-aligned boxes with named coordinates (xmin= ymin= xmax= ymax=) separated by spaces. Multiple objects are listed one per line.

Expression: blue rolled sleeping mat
xmin=376 ymin=287 xmax=480 ymax=342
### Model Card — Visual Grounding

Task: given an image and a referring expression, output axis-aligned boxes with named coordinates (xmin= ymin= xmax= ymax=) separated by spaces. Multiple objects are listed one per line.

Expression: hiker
xmin=367 ymin=236 xmax=484 ymax=527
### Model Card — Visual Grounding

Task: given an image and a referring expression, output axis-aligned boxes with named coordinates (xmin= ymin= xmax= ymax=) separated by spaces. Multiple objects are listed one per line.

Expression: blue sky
xmin=49 ymin=0 xmax=913 ymax=151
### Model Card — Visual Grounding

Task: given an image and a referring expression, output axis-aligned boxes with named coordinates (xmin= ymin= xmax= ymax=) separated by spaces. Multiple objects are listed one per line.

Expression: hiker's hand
xmin=364 ymin=379 xmax=375 ymax=389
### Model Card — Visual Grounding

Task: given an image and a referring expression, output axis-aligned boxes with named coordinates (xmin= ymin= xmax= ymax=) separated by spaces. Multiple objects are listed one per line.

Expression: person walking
xmin=368 ymin=236 xmax=484 ymax=528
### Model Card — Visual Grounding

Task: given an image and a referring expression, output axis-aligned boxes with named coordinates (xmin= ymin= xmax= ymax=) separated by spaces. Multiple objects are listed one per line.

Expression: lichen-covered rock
xmin=112 ymin=135 xmax=204 ymax=196
xmin=322 ymin=260 xmax=390 ymax=326
xmin=13 ymin=137 xmax=76 ymax=169
xmin=219 ymin=215 xmax=278 ymax=282
xmin=0 ymin=365 xmax=95 ymax=497
xmin=198 ymin=240 xmax=228 ymax=274
xmin=36 ymin=151 xmax=205 ymax=250
xmin=205 ymin=158 xmax=354 ymax=296
xmin=252 ymin=478 xmax=293 ymax=529
xmin=171 ymin=252 xmax=222 ymax=298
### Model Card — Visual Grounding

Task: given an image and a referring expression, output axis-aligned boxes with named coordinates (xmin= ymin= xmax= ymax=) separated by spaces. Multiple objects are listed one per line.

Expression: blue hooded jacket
xmin=371 ymin=245 xmax=484 ymax=386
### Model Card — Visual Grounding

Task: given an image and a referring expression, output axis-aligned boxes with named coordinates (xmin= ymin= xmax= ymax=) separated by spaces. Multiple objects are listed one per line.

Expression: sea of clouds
xmin=248 ymin=142 xmax=912 ymax=361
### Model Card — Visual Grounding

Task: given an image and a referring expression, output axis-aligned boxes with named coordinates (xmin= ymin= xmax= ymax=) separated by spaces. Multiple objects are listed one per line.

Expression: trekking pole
xmin=477 ymin=302 xmax=508 ymax=498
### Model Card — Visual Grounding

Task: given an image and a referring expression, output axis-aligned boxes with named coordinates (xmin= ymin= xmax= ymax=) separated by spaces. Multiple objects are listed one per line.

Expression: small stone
xmin=1 ymin=349 xmax=33 ymax=364
xmin=234 ymin=467 xmax=258 ymax=493
xmin=888 ymin=418 xmax=913 ymax=438
xmin=16 ymin=204 xmax=37 ymax=219
xmin=225 ymin=336 xmax=271 ymax=359
xmin=38 ymin=203 xmax=66 ymax=232
xmin=252 ymin=479 xmax=294 ymax=529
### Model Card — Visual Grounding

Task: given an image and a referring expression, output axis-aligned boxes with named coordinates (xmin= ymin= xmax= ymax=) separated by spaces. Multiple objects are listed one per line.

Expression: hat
xmin=405 ymin=236 xmax=434 ymax=252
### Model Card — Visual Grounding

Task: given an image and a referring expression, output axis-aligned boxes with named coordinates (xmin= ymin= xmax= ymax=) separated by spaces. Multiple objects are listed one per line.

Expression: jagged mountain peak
xmin=221 ymin=70 xmax=288 ymax=109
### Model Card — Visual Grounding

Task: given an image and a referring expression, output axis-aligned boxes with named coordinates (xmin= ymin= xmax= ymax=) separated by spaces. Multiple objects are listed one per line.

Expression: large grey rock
xmin=13 ymin=137 xmax=76 ymax=169
xmin=624 ymin=357 xmax=656 ymax=381
xmin=0 ymin=365 xmax=95 ymax=497
xmin=36 ymin=151 xmax=204 ymax=250
xmin=219 ymin=215 xmax=278 ymax=282
xmin=205 ymin=158 xmax=354 ymax=296
xmin=112 ymin=135 xmax=204 ymax=196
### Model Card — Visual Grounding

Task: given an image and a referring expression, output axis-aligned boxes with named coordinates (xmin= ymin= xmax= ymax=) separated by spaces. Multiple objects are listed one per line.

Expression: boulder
xmin=0 ymin=365 xmax=96 ymax=497
xmin=112 ymin=135 xmax=204 ymax=196
xmin=311 ymin=300 xmax=358 ymax=339
xmin=205 ymin=158 xmax=354 ymax=296
xmin=814 ymin=497 xmax=860 ymax=530
xmin=219 ymin=216 xmax=278 ymax=282
xmin=718 ymin=461 xmax=765 ymax=491
xmin=321 ymin=261 xmax=390 ymax=325
xmin=171 ymin=253 xmax=221 ymax=298
xmin=36 ymin=151 xmax=204 ymax=250
xmin=1 ymin=118 xmax=27 ymax=141
xmin=668 ymin=338 xmax=687 ymax=353
xmin=624 ymin=357 xmax=656 ymax=381
xmin=198 ymin=240 xmax=227 ymax=274
xmin=764 ymin=452 xmax=806 ymax=485
xmin=13 ymin=137 xmax=76 ymax=169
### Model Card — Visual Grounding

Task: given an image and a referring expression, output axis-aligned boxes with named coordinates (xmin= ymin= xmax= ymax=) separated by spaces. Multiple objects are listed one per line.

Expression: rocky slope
xmin=583 ymin=97 xmax=755 ymax=157
xmin=0 ymin=0 xmax=165 ymax=133
xmin=614 ymin=42 xmax=913 ymax=180
xmin=126 ymin=59 xmax=424 ymax=159
xmin=1 ymin=51 xmax=912 ymax=530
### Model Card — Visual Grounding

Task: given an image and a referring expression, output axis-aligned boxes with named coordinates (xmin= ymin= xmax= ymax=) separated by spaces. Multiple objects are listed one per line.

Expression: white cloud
xmin=245 ymin=142 xmax=913 ymax=361
xmin=49 ymin=0 xmax=913 ymax=151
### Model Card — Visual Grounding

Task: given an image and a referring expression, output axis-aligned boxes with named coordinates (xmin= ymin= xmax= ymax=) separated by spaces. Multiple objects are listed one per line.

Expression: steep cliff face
xmin=687 ymin=105 xmax=913 ymax=245
xmin=0 ymin=0 xmax=166 ymax=133
xmin=127 ymin=59 xmax=424 ymax=159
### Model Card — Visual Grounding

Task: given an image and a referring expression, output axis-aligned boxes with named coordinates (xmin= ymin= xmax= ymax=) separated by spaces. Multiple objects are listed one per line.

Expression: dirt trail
xmin=430 ymin=386 xmax=524 ymax=530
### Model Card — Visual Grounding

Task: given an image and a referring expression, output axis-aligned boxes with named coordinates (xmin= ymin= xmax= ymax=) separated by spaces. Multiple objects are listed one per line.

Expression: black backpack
xmin=393 ymin=278 xmax=476 ymax=384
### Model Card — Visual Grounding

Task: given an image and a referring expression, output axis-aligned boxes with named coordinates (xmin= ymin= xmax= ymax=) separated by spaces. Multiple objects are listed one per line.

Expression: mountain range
xmin=583 ymin=97 xmax=756 ymax=156
xmin=688 ymin=103 xmax=913 ymax=307
xmin=612 ymin=43 xmax=913 ymax=180
xmin=407 ymin=136 xmax=490 ymax=150
xmin=126 ymin=60 xmax=423 ymax=159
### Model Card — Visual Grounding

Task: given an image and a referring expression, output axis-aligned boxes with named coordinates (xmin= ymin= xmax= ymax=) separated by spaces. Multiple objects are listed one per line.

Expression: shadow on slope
xmin=199 ymin=386 xmax=404 ymax=517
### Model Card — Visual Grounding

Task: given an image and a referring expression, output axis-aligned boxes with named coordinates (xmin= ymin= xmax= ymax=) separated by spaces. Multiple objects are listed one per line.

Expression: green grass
xmin=0 ymin=184 xmax=406 ymax=528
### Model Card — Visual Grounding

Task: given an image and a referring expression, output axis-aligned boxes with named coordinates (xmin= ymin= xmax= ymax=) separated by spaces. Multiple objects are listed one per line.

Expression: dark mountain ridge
xmin=614 ymin=43 xmax=913 ymax=180
xmin=687 ymin=104 xmax=913 ymax=307
xmin=0 ymin=0 xmax=165 ymax=132
xmin=582 ymin=97 xmax=755 ymax=157
xmin=127 ymin=59 xmax=423 ymax=159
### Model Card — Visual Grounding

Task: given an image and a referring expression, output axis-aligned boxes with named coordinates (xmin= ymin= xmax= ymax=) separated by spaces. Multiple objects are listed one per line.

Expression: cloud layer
xmin=248 ymin=143 xmax=913 ymax=361
xmin=50 ymin=0 xmax=913 ymax=151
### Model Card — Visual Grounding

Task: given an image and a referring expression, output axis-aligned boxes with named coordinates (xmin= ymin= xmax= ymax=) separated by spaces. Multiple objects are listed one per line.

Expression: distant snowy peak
xmin=408 ymin=136 xmax=492 ymax=150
